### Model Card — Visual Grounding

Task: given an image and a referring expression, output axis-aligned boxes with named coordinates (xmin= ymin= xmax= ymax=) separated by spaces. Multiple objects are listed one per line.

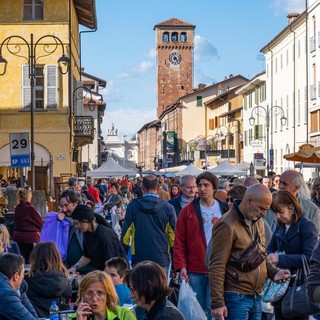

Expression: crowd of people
xmin=1 ymin=170 xmax=320 ymax=320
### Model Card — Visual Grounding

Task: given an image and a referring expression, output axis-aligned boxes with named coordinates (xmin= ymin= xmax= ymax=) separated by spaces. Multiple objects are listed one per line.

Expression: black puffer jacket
xmin=146 ymin=296 xmax=185 ymax=320
xmin=25 ymin=271 xmax=72 ymax=317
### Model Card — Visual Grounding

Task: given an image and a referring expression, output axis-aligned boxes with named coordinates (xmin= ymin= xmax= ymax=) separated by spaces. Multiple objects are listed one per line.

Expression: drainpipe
xmin=79 ymin=27 xmax=97 ymax=80
xmin=68 ymin=0 xmax=72 ymax=173
xmin=289 ymin=22 xmax=296 ymax=153
xmin=305 ymin=0 xmax=309 ymax=143
xmin=267 ymin=44 xmax=274 ymax=165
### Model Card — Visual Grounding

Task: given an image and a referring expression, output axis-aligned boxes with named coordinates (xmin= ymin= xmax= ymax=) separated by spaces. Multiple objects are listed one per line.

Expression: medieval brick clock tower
xmin=154 ymin=18 xmax=195 ymax=118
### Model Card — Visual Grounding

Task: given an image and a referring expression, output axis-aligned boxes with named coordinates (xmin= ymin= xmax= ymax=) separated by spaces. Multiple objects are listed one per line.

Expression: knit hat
xmin=71 ymin=204 xmax=95 ymax=222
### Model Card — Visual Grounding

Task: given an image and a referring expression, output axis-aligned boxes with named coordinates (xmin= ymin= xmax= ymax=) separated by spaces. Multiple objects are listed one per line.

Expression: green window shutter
xmin=46 ymin=65 xmax=57 ymax=109
xmin=196 ymin=96 xmax=202 ymax=107
xmin=22 ymin=65 xmax=31 ymax=109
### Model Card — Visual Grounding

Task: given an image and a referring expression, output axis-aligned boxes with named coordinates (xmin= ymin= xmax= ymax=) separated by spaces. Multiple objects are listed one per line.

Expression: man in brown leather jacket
xmin=209 ymin=184 xmax=289 ymax=320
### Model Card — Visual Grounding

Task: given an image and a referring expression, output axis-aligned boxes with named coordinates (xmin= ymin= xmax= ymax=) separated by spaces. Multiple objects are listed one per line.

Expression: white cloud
xmin=194 ymin=35 xmax=219 ymax=62
xmin=101 ymin=81 xmax=123 ymax=102
xmin=101 ymin=108 xmax=156 ymax=138
xmin=116 ymin=60 xmax=155 ymax=79
xmin=270 ymin=0 xmax=305 ymax=15
xmin=146 ymin=48 xmax=156 ymax=58
xmin=194 ymin=68 xmax=216 ymax=86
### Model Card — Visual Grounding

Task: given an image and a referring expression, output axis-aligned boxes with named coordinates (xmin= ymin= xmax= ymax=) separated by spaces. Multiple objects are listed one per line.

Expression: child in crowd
xmin=105 ymin=257 xmax=134 ymax=306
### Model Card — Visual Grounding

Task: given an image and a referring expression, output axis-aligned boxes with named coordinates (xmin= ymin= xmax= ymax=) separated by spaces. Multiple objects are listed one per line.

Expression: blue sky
xmin=80 ymin=0 xmax=306 ymax=140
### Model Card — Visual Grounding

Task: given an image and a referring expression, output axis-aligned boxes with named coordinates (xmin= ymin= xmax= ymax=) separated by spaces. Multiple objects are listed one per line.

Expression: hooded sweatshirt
xmin=121 ymin=194 xmax=176 ymax=268
xmin=25 ymin=270 xmax=72 ymax=317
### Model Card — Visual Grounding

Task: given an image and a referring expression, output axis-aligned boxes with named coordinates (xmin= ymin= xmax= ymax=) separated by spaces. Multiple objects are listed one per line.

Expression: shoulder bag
xmin=228 ymin=232 xmax=267 ymax=272
xmin=281 ymin=254 xmax=320 ymax=318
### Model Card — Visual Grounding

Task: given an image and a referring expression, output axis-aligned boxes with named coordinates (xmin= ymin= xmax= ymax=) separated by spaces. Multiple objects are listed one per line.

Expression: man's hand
xmin=180 ymin=268 xmax=188 ymax=282
xmin=211 ymin=306 xmax=228 ymax=320
xmin=267 ymin=253 xmax=279 ymax=265
xmin=274 ymin=269 xmax=291 ymax=283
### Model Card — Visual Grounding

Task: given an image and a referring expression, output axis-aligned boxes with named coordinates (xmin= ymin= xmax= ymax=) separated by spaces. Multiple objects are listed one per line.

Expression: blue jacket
xmin=168 ymin=196 xmax=183 ymax=217
xmin=267 ymin=215 xmax=318 ymax=273
xmin=121 ymin=194 xmax=176 ymax=268
xmin=0 ymin=273 xmax=37 ymax=320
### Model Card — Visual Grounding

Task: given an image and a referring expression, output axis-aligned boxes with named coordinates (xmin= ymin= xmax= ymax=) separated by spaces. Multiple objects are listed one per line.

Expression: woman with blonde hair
xmin=25 ymin=241 xmax=72 ymax=318
xmin=0 ymin=224 xmax=20 ymax=255
xmin=13 ymin=188 xmax=43 ymax=263
xmin=73 ymin=270 xmax=136 ymax=320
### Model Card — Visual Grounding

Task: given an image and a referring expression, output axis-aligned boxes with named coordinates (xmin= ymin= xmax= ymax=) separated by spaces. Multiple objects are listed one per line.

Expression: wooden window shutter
xmin=22 ymin=65 xmax=31 ymax=109
xmin=46 ymin=65 xmax=58 ymax=109
xmin=209 ymin=118 xmax=214 ymax=130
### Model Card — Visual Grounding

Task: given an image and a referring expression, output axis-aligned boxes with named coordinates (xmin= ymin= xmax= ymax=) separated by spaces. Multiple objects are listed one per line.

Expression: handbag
xmin=262 ymin=278 xmax=290 ymax=303
xmin=40 ymin=212 xmax=70 ymax=260
xmin=262 ymin=251 xmax=289 ymax=303
xmin=281 ymin=254 xmax=320 ymax=318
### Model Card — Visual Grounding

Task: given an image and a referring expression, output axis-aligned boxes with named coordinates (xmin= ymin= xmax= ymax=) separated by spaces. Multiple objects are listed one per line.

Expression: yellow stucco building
xmin=0 ymin=0 xmax=96 ymax=194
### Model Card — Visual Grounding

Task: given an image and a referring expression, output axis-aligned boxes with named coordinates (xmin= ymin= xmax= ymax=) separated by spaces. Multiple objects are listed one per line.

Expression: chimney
xmin=198 ymin=83 xmax=206 ymax=90
xmin=287 ymin=13 xmax=299 ymax=24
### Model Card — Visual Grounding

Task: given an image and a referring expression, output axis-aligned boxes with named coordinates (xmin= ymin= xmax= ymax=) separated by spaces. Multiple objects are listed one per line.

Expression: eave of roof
xmin=74 ymin=0 xmax=97 ymax=30
xmin=204 ymin=83 xmax=246 ymax=106
xmin=137 ymin=120 xmax=161 ymax=133
xmin=154 ymin=17 xmax=195 ymax=30
xmin=260 ymin=11 xmax=306 ymax=53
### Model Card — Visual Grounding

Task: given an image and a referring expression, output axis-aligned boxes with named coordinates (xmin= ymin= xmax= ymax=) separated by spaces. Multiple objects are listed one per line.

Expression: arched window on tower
xmin=171 ymin=32 xmax=178 ymax=42
xmin=163 ymin=32 xmax=169 ymax=43
xmin=180 ymin=32 xmax=187 ymax=42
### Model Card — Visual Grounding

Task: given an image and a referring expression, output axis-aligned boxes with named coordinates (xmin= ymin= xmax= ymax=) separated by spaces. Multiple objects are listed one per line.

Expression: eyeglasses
xmin=226 ymin=197 xmax=234 ymax=203
xmin=58 ymin=203 xmax=71 ymax=210
xmin=83 ymin=290 xmax=106 ymax=299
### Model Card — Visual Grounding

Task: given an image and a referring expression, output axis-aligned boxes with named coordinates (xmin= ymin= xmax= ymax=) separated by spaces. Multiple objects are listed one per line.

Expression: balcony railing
xmin=74 ymin=116 xmax=94 ymax=146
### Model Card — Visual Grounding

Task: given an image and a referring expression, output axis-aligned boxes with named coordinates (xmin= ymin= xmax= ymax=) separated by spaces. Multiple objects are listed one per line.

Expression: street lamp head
xmin=0 ymin=55 xmax=8 ymax=75
xmin=88 ymin=98 xmax=96 ymax=111
xmin=280 ymin=115 xmax=287 ymax=126
xmin=249 ymin=116 xmax=255 ymax=126
xmin=57 ymin=54 xmax=70 ymax=74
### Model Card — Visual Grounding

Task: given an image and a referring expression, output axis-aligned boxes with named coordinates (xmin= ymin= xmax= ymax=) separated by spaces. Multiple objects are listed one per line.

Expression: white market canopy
xmin=208 ymin=160 xmax=247 ymax=176
xmin=87 ymin=157 xmax=135 ymax=178
xmin=234 ymin=161 xmax=251 ymax=171
xmin=175 ymin=163 xmax=203 ymax=177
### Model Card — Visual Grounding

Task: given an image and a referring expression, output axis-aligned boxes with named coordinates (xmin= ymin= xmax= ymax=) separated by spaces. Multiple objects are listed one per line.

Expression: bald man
xmin=209 ymin=184 xmax=289 ymax=320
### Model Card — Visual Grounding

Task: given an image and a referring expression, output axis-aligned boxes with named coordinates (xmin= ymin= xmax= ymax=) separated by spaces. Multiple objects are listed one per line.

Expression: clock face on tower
xmin=169 ymin=51 xmax=181 ymax=65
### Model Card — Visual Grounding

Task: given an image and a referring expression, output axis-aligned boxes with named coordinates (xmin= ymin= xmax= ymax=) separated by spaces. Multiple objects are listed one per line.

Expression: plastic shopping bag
xmin=177 ymin=280 xmax=207 ymax=320
xmin=40 ymin=212 xmax=70 ymax=260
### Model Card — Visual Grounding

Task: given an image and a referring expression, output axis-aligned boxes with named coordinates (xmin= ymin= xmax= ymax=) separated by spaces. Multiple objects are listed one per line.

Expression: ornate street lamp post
xmin=73 ymin=86 xmax=96 ymax=112
xmin=0 ymin=33 xmax=70 ymax=190
xmin=215 ymin=124 xmax=239 ymax=162
xmin=249 ymin=105 xmax=287 ymax=173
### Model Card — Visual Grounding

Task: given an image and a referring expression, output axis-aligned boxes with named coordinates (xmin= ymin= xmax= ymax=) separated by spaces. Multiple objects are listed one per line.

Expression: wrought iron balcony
xmin=74 ymin=116 xmax=94 ymax=147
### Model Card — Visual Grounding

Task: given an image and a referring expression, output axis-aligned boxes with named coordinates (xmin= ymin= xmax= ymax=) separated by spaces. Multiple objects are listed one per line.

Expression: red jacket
xmin=88 ymin=185 xmax=100 ymax=204
xmin=13 ymin=201 xmax=43 ymax=244
xmin=174 ymin=197 xmax=228 ymax=274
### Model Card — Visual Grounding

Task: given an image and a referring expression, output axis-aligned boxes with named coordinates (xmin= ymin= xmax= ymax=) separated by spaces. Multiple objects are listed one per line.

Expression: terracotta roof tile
xmin=154 ymin=18 xmax=195 ymax=29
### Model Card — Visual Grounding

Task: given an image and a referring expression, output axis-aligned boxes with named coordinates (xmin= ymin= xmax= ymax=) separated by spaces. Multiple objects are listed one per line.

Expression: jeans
xmin=188 ymin=273 xmax=212 ymax=320
xmin=224 ymin=292 xmax=262 ymax=320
